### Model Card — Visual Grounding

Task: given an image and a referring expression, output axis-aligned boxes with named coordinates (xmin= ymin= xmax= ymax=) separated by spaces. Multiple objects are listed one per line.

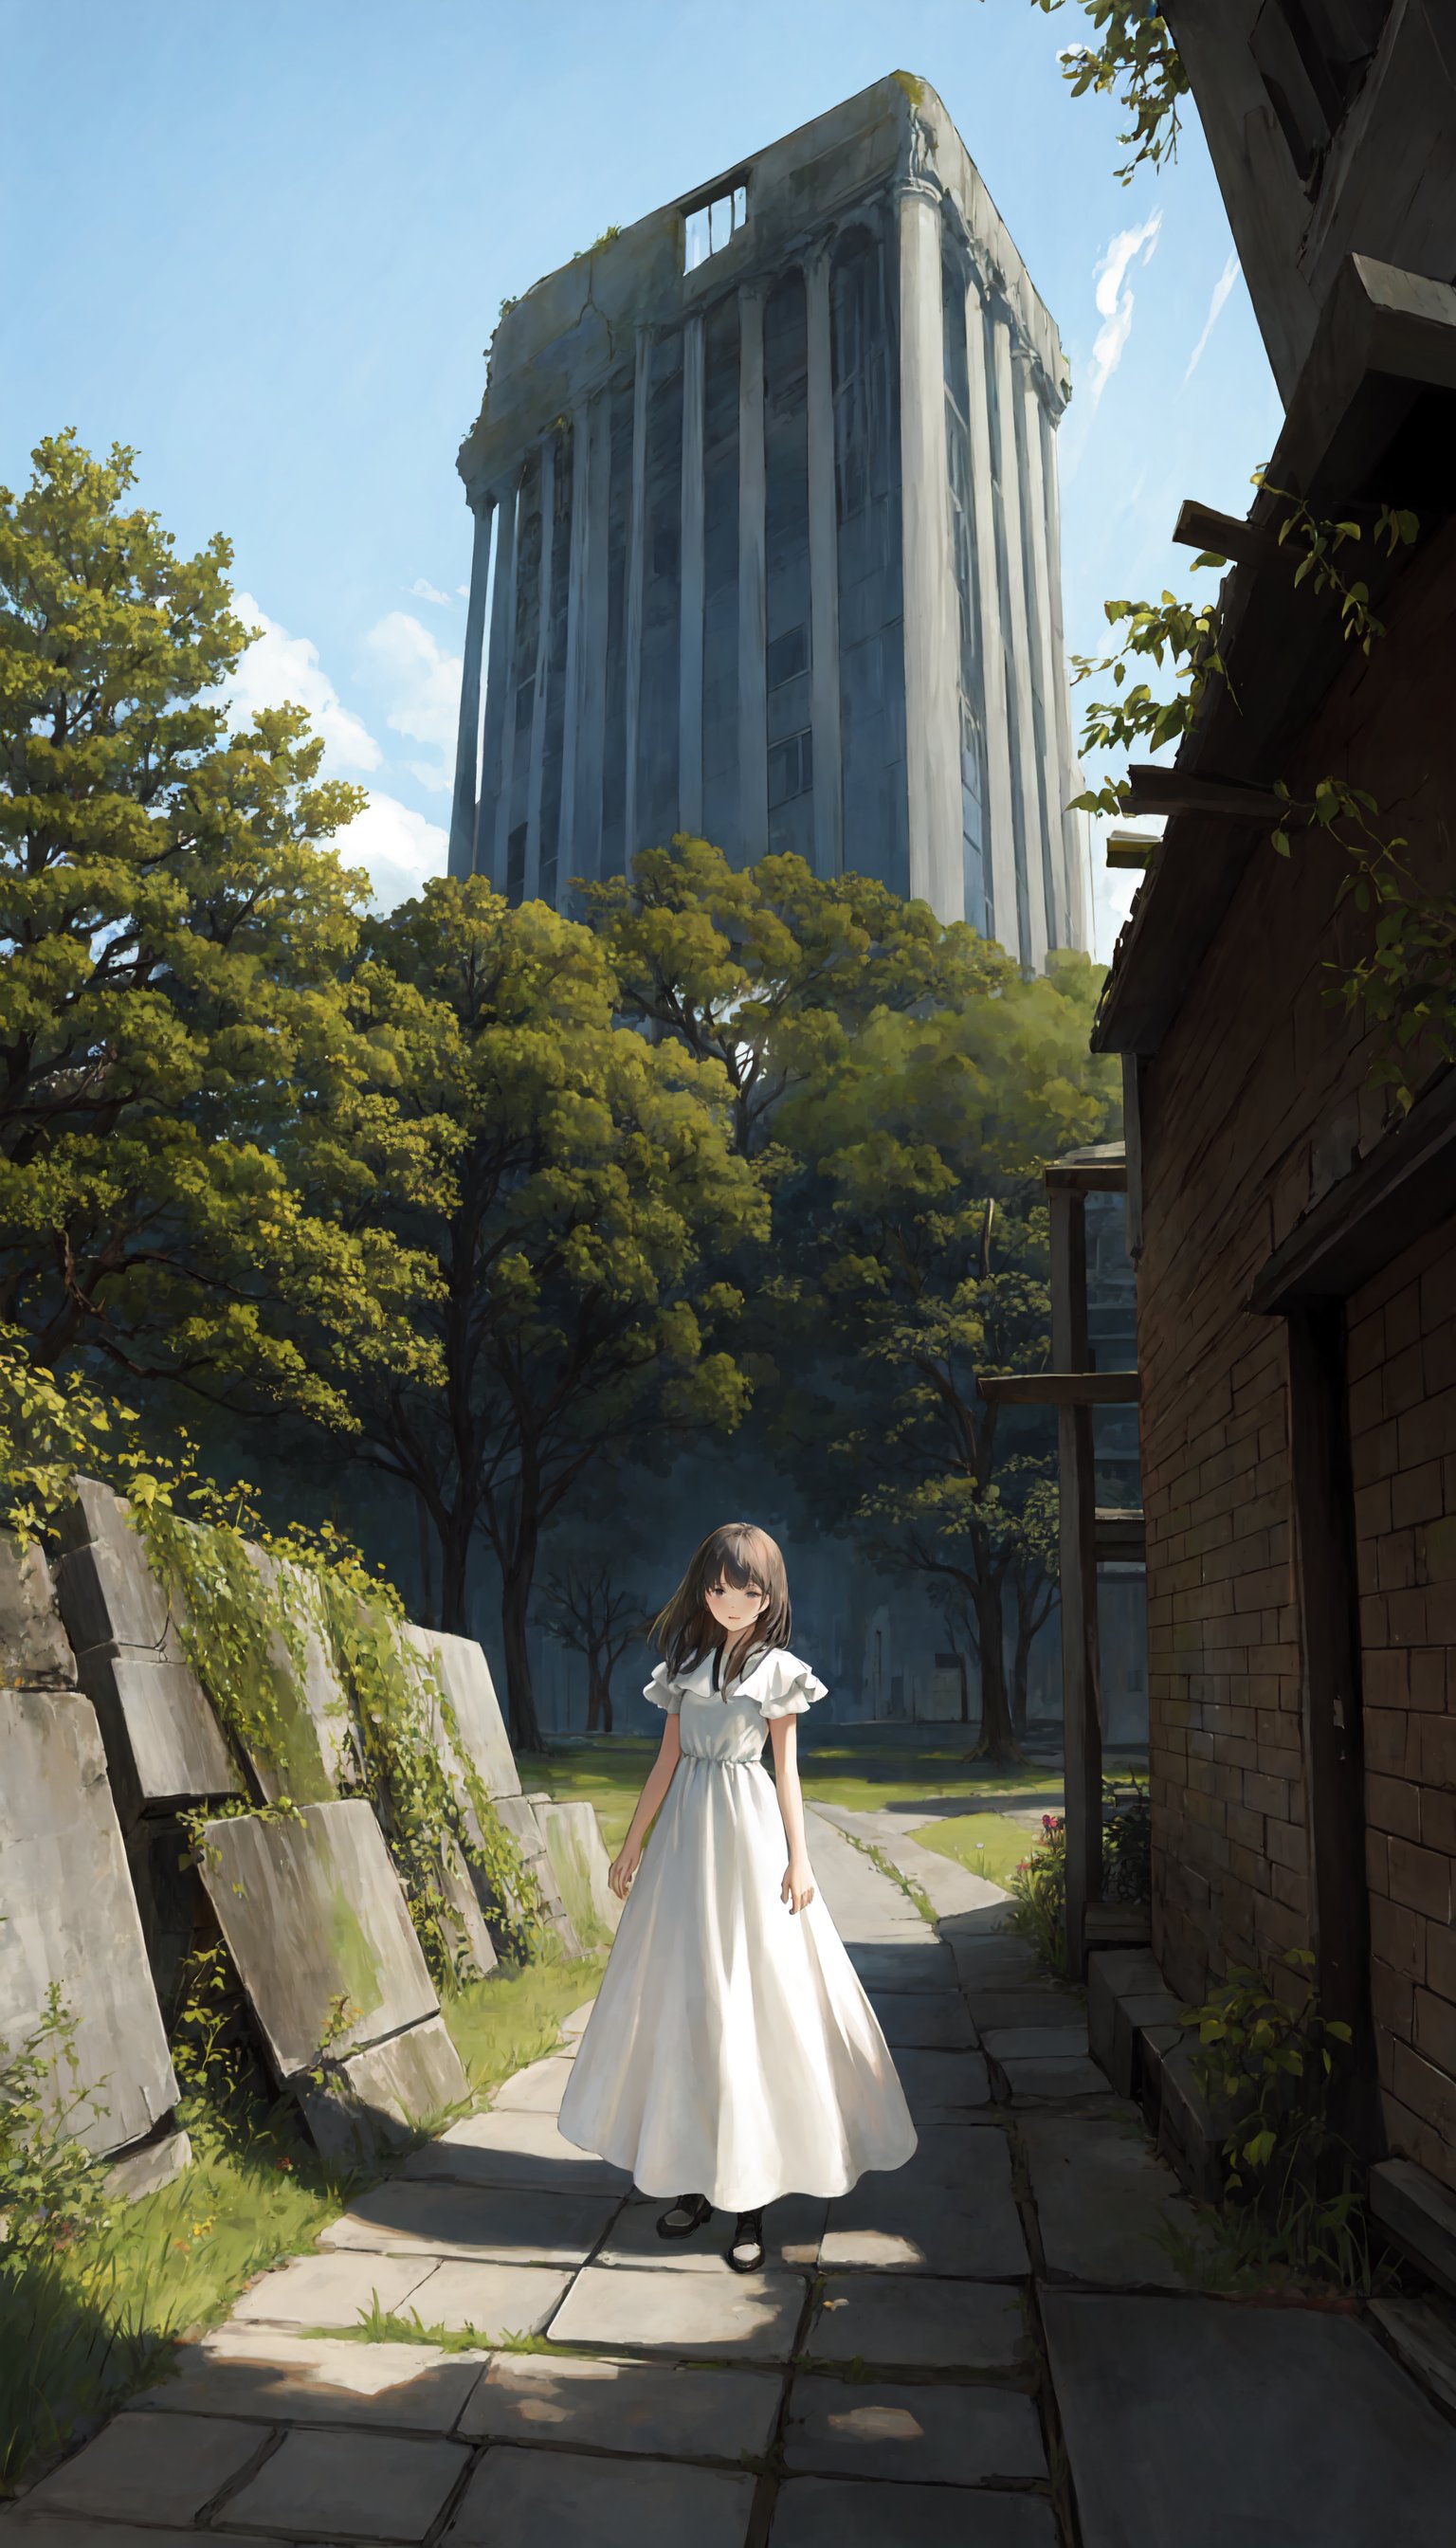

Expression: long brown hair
xmin=652 ymin=1522 xmax=792 ymax=1680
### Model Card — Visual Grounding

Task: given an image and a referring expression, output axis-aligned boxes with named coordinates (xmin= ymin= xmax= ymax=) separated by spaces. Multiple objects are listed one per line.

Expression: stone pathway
xmin=9 ymin=1809 xmax=1456 ymax=2545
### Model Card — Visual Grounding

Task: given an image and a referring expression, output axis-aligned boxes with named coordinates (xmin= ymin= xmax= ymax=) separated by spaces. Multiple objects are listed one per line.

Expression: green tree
xmin=0 ymin=431 xmax=435 ymax=1423
xmin=775 ymin=954 xmax=1118 ymax=1763
xmin=350 ymin=877 xmax=764 ymax=1750
xmin=585 ymin=837 xmax=1005 ymax=1160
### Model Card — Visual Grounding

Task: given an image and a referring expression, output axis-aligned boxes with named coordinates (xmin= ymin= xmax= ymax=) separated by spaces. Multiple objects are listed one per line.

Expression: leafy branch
xmin=1029 ymin=1 xmax=1188 ymax=183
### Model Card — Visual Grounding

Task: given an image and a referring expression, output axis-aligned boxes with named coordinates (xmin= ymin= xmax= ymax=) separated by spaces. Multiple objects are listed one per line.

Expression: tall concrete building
xmin=448 ymin=73 xmax=1088 ymax=963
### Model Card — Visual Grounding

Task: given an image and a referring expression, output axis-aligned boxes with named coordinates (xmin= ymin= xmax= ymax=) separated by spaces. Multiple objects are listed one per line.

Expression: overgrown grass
xmin=907 ymin=1811 xmax=1028 ymax=1894
xmin=440 ymin=1951 xmax=607 ymax=2101
xmin=315 ymin=2293 xmax=573 ymax=2355
xmin=1 ymin=1955 xmax=605 ymax=2496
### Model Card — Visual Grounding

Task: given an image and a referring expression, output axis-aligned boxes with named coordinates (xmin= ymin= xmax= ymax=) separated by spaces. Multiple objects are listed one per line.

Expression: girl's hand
xmin=781 ymin=1857 xmax=816 ymax=1915
xmin=609 ymin=1842 xmax=642 ymax=1902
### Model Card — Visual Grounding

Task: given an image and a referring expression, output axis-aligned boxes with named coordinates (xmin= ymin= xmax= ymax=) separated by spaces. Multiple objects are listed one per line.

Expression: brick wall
xmin=1134 ymin=518 xmax=1456 ymax=2021
xmin=1349 ymin=1221 xmax=1456 ymax=2192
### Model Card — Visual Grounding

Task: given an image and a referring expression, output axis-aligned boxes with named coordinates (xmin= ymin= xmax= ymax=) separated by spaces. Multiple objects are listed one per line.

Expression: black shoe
xmin=656 ymin=2193 xmax=711 ymax=2240
xmin=727 ymin=2208 xmax=764 ymax=2273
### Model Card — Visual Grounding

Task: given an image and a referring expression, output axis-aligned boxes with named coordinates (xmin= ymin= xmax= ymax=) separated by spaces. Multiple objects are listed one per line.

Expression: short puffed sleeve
xmin=736 ymin=1647 xmax=828 ymax=1720
xmin=643 ymin=1661 xmax=682 ymax=1715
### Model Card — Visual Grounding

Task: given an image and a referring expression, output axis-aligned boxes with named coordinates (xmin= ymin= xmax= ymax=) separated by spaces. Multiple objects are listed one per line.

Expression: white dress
xmin=556 ymin=1644 xmax=918 ymax=2212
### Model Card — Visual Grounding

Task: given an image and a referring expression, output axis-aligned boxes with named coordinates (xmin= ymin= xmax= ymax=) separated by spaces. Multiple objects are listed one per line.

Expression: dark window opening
xmin=683 ymin=180 xmax=748 ymax=275
xmin=766 ymin=624 xmax=809 ymax=689
xmin=769 ymin=729 xmax=812 ymax=808
xmin=506 ymin=823 xmax=527 ymax=902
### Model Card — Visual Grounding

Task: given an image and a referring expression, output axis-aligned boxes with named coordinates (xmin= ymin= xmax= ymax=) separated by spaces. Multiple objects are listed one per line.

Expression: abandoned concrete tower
xmin=447 ymin=73 xmax=1088 ymax=958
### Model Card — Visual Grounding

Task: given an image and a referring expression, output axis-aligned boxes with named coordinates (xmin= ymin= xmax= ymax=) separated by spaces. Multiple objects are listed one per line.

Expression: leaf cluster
xmin=1029 ymin=1 xmax=1188 ymax=184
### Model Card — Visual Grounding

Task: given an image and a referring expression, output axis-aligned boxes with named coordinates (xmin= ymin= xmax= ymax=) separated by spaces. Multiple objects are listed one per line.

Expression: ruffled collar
xmin=673 ymin=1642 xmax=791 ymax=1701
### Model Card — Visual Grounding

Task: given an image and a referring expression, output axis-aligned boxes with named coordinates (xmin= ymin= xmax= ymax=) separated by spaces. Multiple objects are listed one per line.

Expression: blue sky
xmin=3 ymin=0 xmax=1283 ymax=954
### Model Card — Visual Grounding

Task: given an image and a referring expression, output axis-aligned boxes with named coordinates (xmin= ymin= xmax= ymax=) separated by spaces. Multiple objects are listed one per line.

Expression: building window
xmin=683 ymin=180 xmax=748 ymax=276
xmin=768 ymin=728 xmax=812 ymax=808
xmin=766 ymin=624 xmax=809 ymax=689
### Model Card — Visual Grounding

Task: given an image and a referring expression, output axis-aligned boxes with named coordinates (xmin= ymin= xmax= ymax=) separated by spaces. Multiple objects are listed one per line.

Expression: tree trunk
xmin=586 ymin=1666 xmax=614 ymax=1735
xmin=439 ymin=1514 xmax=474 ymax=1638
xmin=965 ymin=1575 xmax=1028 ymax=1766
xmin=500 ymin=1566 xmax=543 ymax=1754
xmin=415 ymin=1493 xmax=437 ymax=1630
xmin=1010 ymin=1603 xmax=1031 ymax=1738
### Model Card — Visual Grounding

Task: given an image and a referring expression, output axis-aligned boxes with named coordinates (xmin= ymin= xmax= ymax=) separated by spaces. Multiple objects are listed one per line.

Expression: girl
xmin=556 ymin=1522 xmax=917 ymax=2271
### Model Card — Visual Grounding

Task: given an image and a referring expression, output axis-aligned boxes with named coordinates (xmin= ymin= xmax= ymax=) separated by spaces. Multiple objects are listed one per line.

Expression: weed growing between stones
xmin=1005 ymin=1815 xmax=1069 ymax=1976
xmin=837 ymin=1827 xmax=937 ymax=1927
xmin=324 ymin=2295 xmax=572 ymax=2354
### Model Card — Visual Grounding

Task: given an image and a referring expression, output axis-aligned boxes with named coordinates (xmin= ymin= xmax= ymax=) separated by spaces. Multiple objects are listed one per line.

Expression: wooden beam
xmin=1121 ymin=765 xmax=1288 ymax=824
xmin=1286 ymin=1304 xmax=1380 ymax=2160
xmin=1249 ymin=1065 xmax=1456 ymax=1314
xmin=977 ymin=1372 xmax=1140 ymax=1407
xmin=1049 ymin=1186 xmax=1101 ymax=1977
xmin=1173 ymin=499 xmax=1284 ymax=570
xmin=1095 ymin=1509 xmax=1146 ymax=1563
xmin=1045 ymin=1143 xmax=1127 ymax=1193
xmin=1106 ymin=830 xmax=1157 ymax=870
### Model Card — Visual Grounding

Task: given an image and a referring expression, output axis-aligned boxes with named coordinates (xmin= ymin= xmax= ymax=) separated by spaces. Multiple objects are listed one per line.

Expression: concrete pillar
xmin=574 ymin=392 xmax=611 ymax=887
xmin=448 ymin=492 xmax=493 ymax=880
xmin=1040 ymin=395 xmax=1088 ymax=950
xmin=477 ymin=472 xmax=519 ymax=889
xmin=962 ymin=269 xmax=1019 ymax=961
xmin=624 ymin=329 xmax=650 ymax=873
xmin=679 ymin=312 xmax=706 ymax=837
xmin=523 ymin=437 xmax=555 ymax=903
xmin=897 ymin=183 xmax=963 ymax=921
xmin=555 ymin=403 xmax=590 ymax=906
xmin=1018 ymin=355 xmax=1067 ymax=949
xmin=737 ymin=283 xmax=768 ymax=862
xmin=805 ymin=243 xmax=844 ymax=880
xmin=990 ymin=310 xmax=1048 ymax=970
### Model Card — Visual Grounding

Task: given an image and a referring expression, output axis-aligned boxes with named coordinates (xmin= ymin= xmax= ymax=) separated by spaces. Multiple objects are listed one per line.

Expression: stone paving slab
xmin=942 ymin=1927 xmax=1046 ymax=1993
xmin=875 ymin=1992 xmax=978 ymax=2051
xmin=898 ymin=2122 xmax=1011 ymax=2191
xmin=768 ymin=2476 xmax=1060 ymax=2547
xmin=961 ymin=1990 xmax=1086 ymax=2032
xmin=1042 ymin=2290 xmax=1456 ymax=2548
xmin=999 ymin=2054 xmax=1112 ymax=2102
xmin=320 ymin=2179 xmax=621 ymax=2266
xmin=230 ymin=2248 xmax=436 ymax=2330
xmin=402 ymin=2106 xmax=629 ymax=2194
xmin=223 ymin=2425 xmax=469 ymax=2540
xmin=982 ymin=2026 xmax=1090 ymax=2062
xmin=806 ymin=2274 xmax=1032 ymax=2374
xmin=402 ymin=2258 xmax=574 ymax=2337
xmin=893 ymin=2047 xmax=992 ymax=2116
xmin=139 ymin=2331 xmax=486 ymax=2430
xmin=491 ymin=2051 xmax=576 ymax=2111
xmin=820 ymin=2146 xmax=1029 ymax=2281
xmin=1020 ymin=2116 xmax=1205 ymax=2287
xmin=784 ymin=2374 xmax=1046 ymax=2484
xmin=0 ymin=2526 xmax=278 ymax=2547
xmin=548 ymin=2260 xmax=808 ymax=2360
xmin=458 ymin=2350 xmax=782 ymax=2460
xmin=600 ymin=2191 xmax=828 ymax=2271
xmin=18 ymin=2410 xmax=269 ymax=2525
xmin=851 ymin=1941 xmax=958 ymax=1993
xmin=443 ymin=2448 xmax=757 ymax=2547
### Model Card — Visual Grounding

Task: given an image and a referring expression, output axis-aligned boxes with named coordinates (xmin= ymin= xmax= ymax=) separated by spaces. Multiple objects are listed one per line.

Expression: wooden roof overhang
xmin=1090 ymin=253 xmax=1456 ymax=1062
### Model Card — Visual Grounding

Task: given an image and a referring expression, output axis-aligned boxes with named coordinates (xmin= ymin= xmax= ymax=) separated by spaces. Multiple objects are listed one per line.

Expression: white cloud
xmin=1183 ymin=250 xmax=1242 ymax=387
xmin=360 ymin=610 xmax=463 ymax=792
xmin=409 ymin=575 xmax=452 ymax=607
xmin=455 ymin=584 xmax=470 ymax=600
xmin=228 ymin=592 xmax=381 ymax=771
xmin=341 ymin=792 xmax=448 ymax=913
xmin=1085 ymin=210 xmax=1163 ymax=417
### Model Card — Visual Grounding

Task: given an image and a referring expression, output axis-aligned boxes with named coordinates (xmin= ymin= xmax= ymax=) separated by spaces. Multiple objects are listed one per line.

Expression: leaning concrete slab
xmin=783 ymin=2372 xmax=1046 ymax=2484
xmin=446 ymin=2449 xmax=757 ymax=2548
xmin=1041 ymin=2289 xmax=1456 ymax=2548
xmin=402 ymin=1622 xmax=519 ymax=1801
xmin=0 ymin=1538 xmax=75 ymax=1687
xmin=54 ymin=1477 xmax=182 ymax=1655
xmin=769 ymin=2477 xmax=1059 ymax=2548
xmin=493 ymin=1791 xmax=581 ymax=1954
xmin=535 ymin=1796 xmax=620 ymax=1939
xmin=222 ymin=2425 xmax=470 ymax=2543
xmin=197 ymin=1798 xmax=437 ymax=2082
xmin=296 ymin=2014 xmax=469 ymax=2165
xmin=70 ymin=1646 xmax=240 ymax=1825
xmin=0 ymin=1685 xmax=178 ymax=2160
xmin=105 ymin=2124 xmax=192 ymax=2203
xmin=18 ymin=2410 xmax=268 ymax=2529
xmin=245 ymin=1547 xmax=354 ymax=1796
xmin=458 ymin=2350 xmax=781 ymax=2459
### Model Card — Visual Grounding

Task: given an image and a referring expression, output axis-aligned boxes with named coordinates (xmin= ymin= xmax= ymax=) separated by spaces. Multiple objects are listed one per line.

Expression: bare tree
xmin=538 ymin=1565 xmax=646 ymax=1734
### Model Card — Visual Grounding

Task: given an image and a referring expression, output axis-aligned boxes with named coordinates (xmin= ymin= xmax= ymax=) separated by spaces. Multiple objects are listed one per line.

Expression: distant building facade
xmin=447 ymin=73 xmax=1088 ymax=961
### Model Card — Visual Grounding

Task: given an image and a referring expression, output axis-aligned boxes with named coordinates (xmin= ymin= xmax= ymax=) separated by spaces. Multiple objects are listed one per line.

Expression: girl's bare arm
xmin=769 ymin=1715 xmax=816 ymax=1913
xmin=608 ymin=1713 xmax=683 ymax=1899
